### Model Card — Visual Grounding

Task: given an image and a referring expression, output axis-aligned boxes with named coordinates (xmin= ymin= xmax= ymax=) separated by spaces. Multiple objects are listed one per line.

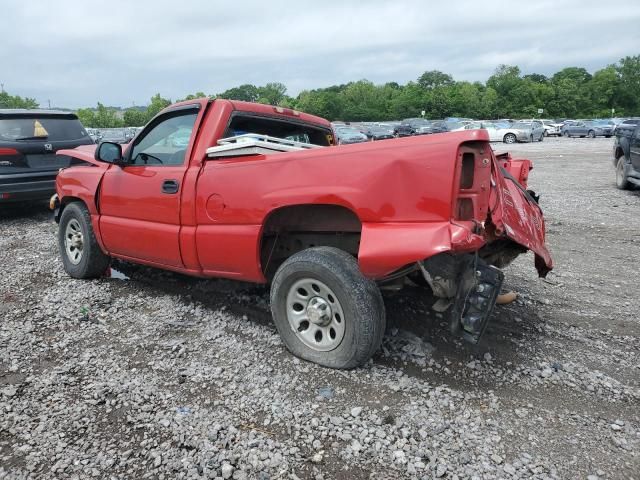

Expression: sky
xmin=1 ymin=0 xmax=639 ymax=109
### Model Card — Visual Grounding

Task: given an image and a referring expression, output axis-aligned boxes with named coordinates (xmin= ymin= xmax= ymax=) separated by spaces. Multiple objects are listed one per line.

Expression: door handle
xmin=162 ymin=179 xmax=179 ymax=194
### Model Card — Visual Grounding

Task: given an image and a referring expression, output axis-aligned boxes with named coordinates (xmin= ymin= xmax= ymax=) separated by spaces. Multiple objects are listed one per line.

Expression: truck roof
xmin=163 ymin=98 xmax=332 ymax=129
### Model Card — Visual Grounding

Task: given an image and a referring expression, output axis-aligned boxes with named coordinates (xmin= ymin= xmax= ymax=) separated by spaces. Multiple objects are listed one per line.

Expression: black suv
xmin=0 ymin=110 xmax=93 ymax=203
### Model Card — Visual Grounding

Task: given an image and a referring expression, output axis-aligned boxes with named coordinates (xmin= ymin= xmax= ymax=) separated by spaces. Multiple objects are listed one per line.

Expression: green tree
xmin=93 ymin=103 xmax=123 ymax=128
xmin=76 ymin=108 xmax=96 ymax=127
xmin=218 ymin=84 xmax=259 ymax=102
xmin=145 ymin=94 xmax=172 ymax=122
xmin=123 ymin=108 xmax=148 ymax=127
xmin=418 ymin=70 xmax=454 ymax=90
xmin=0 ymin=91 xmax=39 ymax=109
xmin=616 ymin=55 xmax=640 ymax=115
xmin=257 ymin=82 xmax=288 ymax=105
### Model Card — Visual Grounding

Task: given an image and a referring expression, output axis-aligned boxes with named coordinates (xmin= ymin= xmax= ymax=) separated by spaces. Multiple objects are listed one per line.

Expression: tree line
xmin=2 ymin=55 xmax=638 ymax=127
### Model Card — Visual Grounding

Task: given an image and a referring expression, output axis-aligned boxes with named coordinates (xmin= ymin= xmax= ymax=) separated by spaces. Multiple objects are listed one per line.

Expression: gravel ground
xmin=1 ymin=137 xmax=639 ymax=479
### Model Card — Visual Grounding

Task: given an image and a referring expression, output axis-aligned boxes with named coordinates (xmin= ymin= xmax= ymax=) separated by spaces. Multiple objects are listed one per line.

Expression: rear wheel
xmin=503 ymin=133 xmax=516 ymax=144
xmin=616 ymin=156 xmax=631 ymax=190
xmin=270 ymin=247 xmax=385 ymax=369
xmin=543 ymin=130 xmax=549 ymax=137
xmin=563 ymin=131 xmax=570 ymax=137
xmin=587 ymin=130 xmax=596 ymax=138
xmin=58 ymin=202 xmax=110 ymax=278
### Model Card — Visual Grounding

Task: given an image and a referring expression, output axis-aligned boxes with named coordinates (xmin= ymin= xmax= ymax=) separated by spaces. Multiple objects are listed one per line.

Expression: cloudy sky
xmin=1 ymin=0 xmax=639 ymax=108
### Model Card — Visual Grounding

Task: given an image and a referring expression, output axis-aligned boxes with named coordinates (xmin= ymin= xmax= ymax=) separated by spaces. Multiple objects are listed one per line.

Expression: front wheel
xmin=270 ymin=247 xmax=385 ymax=369
xmin=543 ymin=130 xmax=549 ymax=137
xmin=563 ymin=131 xmax=570 ymax=137
xmin=503 ymin=133 xmax=516 ymax=144
xmin=587 ymin=130 xmax=596 ymax=138
xmin=58 ymin=202 xmax=110 ymax=278
xmin=616 ymin=156 xmax=631 ymax=190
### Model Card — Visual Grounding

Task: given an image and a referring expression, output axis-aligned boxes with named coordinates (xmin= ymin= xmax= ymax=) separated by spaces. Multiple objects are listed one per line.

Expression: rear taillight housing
xmin=453 ymin=144 xmax=492 ymax=223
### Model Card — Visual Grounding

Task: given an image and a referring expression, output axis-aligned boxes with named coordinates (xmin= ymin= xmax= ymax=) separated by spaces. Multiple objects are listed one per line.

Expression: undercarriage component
xmin=419 ymin=253 xmax=504 ymax=344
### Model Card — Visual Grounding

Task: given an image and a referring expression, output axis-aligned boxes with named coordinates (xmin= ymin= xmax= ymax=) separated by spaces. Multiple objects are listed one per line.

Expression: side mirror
xmin=95 ymin=142 xmax=124 ymax=164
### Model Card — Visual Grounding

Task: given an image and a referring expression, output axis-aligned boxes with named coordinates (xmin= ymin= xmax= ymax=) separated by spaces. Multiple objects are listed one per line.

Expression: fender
xmin=55 ymin=146 xmax=111 ymax=252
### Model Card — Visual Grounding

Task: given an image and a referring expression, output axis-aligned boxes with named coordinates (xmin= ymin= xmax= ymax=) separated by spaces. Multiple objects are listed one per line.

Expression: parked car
xmin=464 ymin=121 xmax=533 ymax=143
xmin=51 ymin=98 xmax=552 ymax=369
xmin=362 ymin=125 xmax=394 ymax=141
xmin=0 ymin=110 xmax=94 ymax=203
xmin=85 ymin=128 xmax=102 ymax=144
xmin=98 ymin=128 xmax=131 ymax=144
xmin=613 ymin=118 xmax=640 ymax=134
xmin=334 ymin=126 xmax=368 ymax=144
xmin=612 ymin=122 xmax=640 ymax=189
xmin=540 ymin=120 xmax=562 ymax=137
xmin=428 ymin=120 xmax=463 ymax=133
xmin=563 ymin=121 xmax=613 ymax=138
xmin=395 ymin=118 xmax=433 ymax=136
xmin=515 ymin=121 xmax=545 ymax=142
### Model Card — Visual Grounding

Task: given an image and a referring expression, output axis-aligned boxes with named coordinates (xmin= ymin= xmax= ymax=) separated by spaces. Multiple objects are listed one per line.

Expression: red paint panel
xmin=358 ymin=222 xmax=453 ymax=278
xmin=100 ymin=216 xmax=183 ymax=266
xmin=196 ymin=224 xmax=264 ymax=281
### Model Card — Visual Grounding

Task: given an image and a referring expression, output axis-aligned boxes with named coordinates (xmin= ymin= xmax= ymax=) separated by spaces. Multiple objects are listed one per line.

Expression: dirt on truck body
xmin=51 ymin=98 xmax=552 ymax=368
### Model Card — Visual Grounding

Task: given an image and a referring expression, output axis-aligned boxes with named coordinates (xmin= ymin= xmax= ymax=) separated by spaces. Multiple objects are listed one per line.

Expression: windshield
xmin=512 ymin=122 xmax=531 ymax=129
xmin=0 ymin=116 xmax=88 ymax=142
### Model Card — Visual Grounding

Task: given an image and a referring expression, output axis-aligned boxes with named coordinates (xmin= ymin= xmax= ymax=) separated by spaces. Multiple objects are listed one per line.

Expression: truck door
xmin=631 ymin=127 xmax=640 ymax=171
xmin=99 ymin=106 xmax=200 ymax=267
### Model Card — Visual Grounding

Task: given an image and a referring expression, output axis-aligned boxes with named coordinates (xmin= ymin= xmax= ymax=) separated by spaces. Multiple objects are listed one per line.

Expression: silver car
xmin=514 ymin=120 xmax=545 ymax=142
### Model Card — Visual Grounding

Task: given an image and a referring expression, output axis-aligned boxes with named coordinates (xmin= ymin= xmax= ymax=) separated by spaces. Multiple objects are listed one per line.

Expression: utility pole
xmin=0 ymin=83 xmax=4 ymax=93
xmin=47 ymin=99 xmax=51 ymax=109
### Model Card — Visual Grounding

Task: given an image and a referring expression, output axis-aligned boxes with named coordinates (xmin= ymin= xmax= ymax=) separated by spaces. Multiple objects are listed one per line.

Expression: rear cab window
xmin=223 ymin=113 xmax=334 ymax=147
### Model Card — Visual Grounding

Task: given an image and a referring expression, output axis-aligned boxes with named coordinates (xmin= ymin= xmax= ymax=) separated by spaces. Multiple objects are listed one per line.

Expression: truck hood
xmin=56 ymin=144 xmax=104 ymax=167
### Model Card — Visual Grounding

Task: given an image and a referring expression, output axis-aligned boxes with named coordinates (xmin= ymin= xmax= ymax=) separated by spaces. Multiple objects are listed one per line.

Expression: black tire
xmin=503 ymin=133 xmax=516 ymax=144
xmin=563 ymin=131 xmax=570 ymax=137
xmin=616 ymin=156 xmax=631 ymax=190
xmin=538 ymin=133 xmax=544 ymax=142
xmin=587 ymin=130 xmax=596 ymax=138
xmin=605 ymin=135 xmax=611 ymax=138
xmin=543 ymin=130 xmax=549 ymax=137
xmin=270 ymin=247 xmax=385 ymax=369
xmin=58 ymin=202 xmax=110 ymax=278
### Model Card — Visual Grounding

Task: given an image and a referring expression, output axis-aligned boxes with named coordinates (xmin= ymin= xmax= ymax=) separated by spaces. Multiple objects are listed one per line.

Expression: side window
xmin=130 ymin=111 xmax=198 ymax=166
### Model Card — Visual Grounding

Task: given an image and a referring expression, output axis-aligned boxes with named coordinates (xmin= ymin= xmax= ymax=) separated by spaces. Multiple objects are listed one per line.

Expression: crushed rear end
xmin=416 ymin=143 xmax=552 ymax=343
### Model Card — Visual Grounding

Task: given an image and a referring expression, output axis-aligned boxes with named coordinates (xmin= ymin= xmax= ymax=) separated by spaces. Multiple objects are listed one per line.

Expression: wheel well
xmin=56 ymin=196 xmax=87 ymax=222
xmin=260 ymin=204 xmax=362 ymax=280
xmin=614 ymin=147 xmax=625 ymax=160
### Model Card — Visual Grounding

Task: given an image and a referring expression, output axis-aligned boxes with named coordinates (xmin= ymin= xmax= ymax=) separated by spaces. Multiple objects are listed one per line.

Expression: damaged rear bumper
xmin=419 ymin=253 xmax=504 ymax=344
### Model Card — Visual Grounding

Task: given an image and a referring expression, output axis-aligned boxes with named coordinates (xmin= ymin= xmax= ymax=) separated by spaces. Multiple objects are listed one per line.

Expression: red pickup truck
xmin=52 ymin=98 xmax=552 ymax=368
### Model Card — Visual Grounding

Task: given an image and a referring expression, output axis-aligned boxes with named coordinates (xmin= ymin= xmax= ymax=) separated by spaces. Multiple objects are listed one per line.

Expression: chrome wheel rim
xmin=286 ymin=278 xmax=345 ymax=352
xmin=64 ymin=219 xmax=84 ymax=265
xmin=505 ymin=135 xmax=515 ymax=144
